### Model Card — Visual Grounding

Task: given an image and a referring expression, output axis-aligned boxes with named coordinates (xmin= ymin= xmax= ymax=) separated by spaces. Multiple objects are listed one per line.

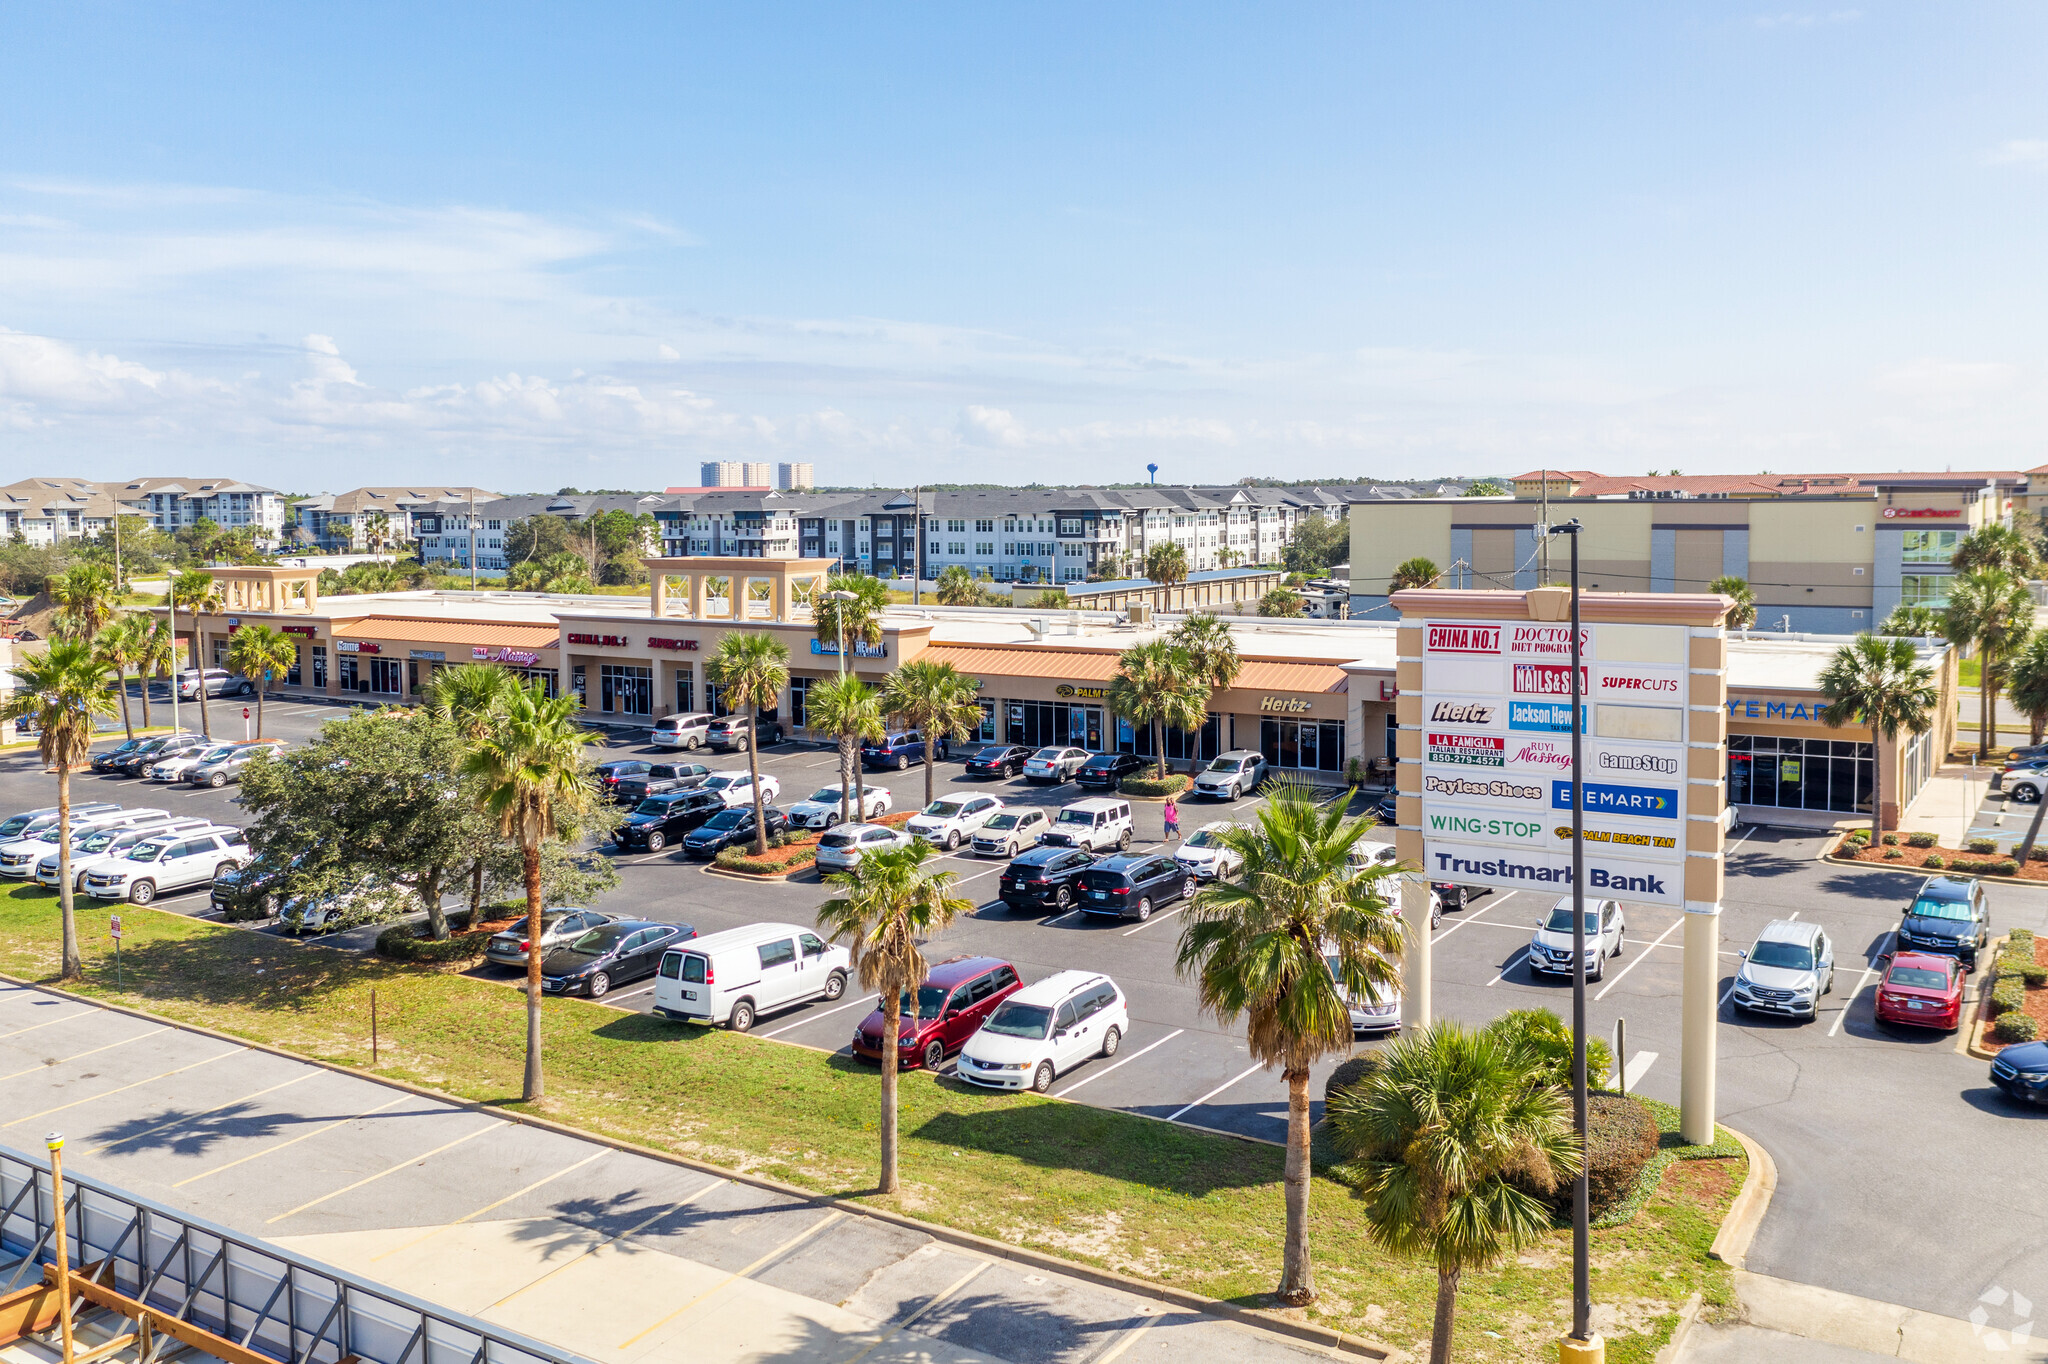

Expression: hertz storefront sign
xmin=1260 ymin=695 xmax=1313 ymax=713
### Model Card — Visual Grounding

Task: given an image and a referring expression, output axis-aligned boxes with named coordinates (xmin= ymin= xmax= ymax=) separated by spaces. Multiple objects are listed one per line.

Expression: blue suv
xmin=862 ymin=729 xmax=950 ymax=771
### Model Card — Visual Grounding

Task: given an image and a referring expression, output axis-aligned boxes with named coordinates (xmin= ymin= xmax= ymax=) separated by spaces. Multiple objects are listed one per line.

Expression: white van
xmin=653 ymin=921 xmax=853 ymax=1032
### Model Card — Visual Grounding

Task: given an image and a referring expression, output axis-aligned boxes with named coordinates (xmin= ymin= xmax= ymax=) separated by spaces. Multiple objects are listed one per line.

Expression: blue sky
xmin=2 ymin=3 xmax=2045 ymax=490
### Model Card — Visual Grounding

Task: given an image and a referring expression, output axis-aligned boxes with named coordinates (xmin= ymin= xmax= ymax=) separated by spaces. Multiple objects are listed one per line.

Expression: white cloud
xmin=1986 ymin=140 xmax=2048 ymax=167
xmin=657 ymin=343 xmax=681 ymax=360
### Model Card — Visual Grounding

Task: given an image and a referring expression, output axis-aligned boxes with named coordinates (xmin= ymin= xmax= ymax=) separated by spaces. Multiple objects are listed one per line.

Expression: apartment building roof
xmin=0 ymin=477 xmax=121 ymax=518
xmin=117 ymin=476 xmax=282 ymax=498
xmin=1500 ymin=469 xmax=2026 ymax=500
xmin=294 ymin=487 xmax=502 ymax=515
xmin=479 ymin=493 xmax=670 ymax=521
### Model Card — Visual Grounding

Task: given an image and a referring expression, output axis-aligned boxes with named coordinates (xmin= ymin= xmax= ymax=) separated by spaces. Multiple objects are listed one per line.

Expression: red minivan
xmin=853 ymin=955 xmax=1023 ymax=1071
xmin=1874 ymin=950 xmax=1965 ymax=1031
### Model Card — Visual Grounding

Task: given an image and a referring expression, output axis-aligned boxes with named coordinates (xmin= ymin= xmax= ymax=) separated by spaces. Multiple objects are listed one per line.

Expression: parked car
xmin=963 ymin=744 xmax=1031 ymax=778
xmin=707 ymin=715 xmax=782 ymax=752
xmin=93 ymin=734 xmax=184 ymax=774
xmin=957 ymin=970 xmax=1128 ymax=1093
xmin=118 ymin=734 xmax=210 ymax=777
xmin=83 ymin=825 xmax=247 ymax=903
xmin=2001 ymin=767 xmax=2048 ymax=803
xmin=1074 ymin=853 xmax=1198 ymax=922
xmin=853 ymin=956 xmax=1025 ymax=1071
xmin=1873 ymin=950 xmax=1964 ymax=1031
xmin=485 ymin=908 xmax=620 ymax=970
xmin=2 ymin=809 xmax=168 ymax=877
xmin=1330 ymin=943 xmax=1403 ymax=1034
xmin=614 ymin=789 xmax=727 ymax=851
xmin=593 ymin=759 xmax=652 ymax=801
xmin=1023 ymin=746 xmax=1091 ymax=784
xmin=699 ymin=770 xmax=780 ymax=808
xmin=1896 ymin=875 xmax=1990 ymax=971
xmin=1989 ymin=1038 xmax=2048 ymax=1106
xmin=1730 ymin=919 xmax=1836 ymax=1020
xmin=1174 ymin=821 xmax=1248 ymax=881
xmin=1349 ymin=840 xmax=1401 ymax=874
xmin=1074 ymin=752 xmax=1148 ymax=789
xmin=150 ymin=742 xmax=239 ymax=784
xmin=998 ymin=846 xmax=1097 ymax=911
xmin=652 ymin=921 xmax=852 ymax=1030
xmin=1374 ymin=789 xmax=1398 ymax=824
xmin=185 ymin=740 xmax=285 ymax=787
xmin=905 ymin=793 xmax=1004 ymax=850
xmin=1431 ymin=882 xmax=1492 ymax=912
xmin=971 ymin=808 xmax=1051 ymax=858
xmin=1527 ymin=897 xmax=1628 ymax=980
xmin=1193 ymin=750 xmax=1267 ymax=800
xmin=540 ymin=919 xmax=696 ymax=998
xmin=50 ymin=819 xmax=213 ymax=893
xmin=205 ymin=848 xmax=303 ymax=917
xmin=650 ymin=713 xmax=714 ymax=750
xmin=1039 ymin=797 xmax=1134 ymax=853
xmin=613 ymin=762 xmax=713 ymax=805
xmin=176 ymin=668 xmax=254 ymax=700
xmin=815 ymin=822 xmax=916 ymax=872
xmin=787 ymin=784 xmax=893 ymax=830
xmin=862 ymin=730 xmax=949 ymax=770
xmin=681 ymin=805 xmax=789 ymax=858
xmin=281 ymin=879 xmax=405 ymax=936
xmin=0 ymin=804 xmax=121 ymax=843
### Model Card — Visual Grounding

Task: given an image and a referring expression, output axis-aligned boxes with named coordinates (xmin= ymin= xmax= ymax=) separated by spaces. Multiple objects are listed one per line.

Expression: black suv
xmin=999 ymin=846 xmax=1098 ymax=911
xmin=615 ymin=789 xmax=727 ymax=852
xmin=1075 ymin=752 xmax=1147 ymax=789
xmin=964 ymin=744 xmax=1031 ymax=778
xmin=94 ymin=735 xmax=171 ymax=774
xmin=613 ymin=762 xmax=712 ymax=805
xmin=1897 ymin=875 xmax=1991 ymax=971
xmin=682 ymin=806 xmax=790 ymax=859
xmin=1075 ymin=853 xmax=1198 ymax=922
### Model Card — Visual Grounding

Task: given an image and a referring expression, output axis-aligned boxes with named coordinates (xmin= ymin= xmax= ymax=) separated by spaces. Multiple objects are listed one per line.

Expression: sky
xmin=2 ymin=2 xmax=2046 ymax=492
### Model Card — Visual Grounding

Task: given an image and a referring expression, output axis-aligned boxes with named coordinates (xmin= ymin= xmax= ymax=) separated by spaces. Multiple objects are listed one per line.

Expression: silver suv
xmin=1528 ymin=896 xmax=1627 ymax=981
xmin=1194 ymin=750 xmax=1267 ymax=801
xmin=1731 ymin=919 xmax=1836 ymax=1020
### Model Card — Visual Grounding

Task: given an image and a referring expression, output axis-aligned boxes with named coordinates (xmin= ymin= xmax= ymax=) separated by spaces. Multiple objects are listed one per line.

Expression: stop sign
xmin=243 ymin=708 xmax=251 ymax=719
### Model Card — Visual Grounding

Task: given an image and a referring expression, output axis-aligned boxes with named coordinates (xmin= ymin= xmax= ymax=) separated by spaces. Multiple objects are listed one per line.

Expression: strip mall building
xmin=171 ymin=558 xmax=1957 ymax=827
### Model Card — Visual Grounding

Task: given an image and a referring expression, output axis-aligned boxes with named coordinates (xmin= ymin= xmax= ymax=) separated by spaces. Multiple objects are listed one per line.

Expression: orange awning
xmin=331 ymin=616 xmax=560 ymax=651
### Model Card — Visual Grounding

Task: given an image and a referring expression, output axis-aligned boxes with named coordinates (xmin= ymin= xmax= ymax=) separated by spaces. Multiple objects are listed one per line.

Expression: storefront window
xmin=1261 ymin=719 xmax=1346 ymax=773
xmin=976 ymin=699 xmax=997 ymax=742
xmin=1004 ymin=700 xmax=1105 ymax=751
xmin=338 ymin=657 xmax=359 ymax=692
xmin=600 ymin=664 xmax=653 ymax=716
xmin=286 ymin=645 xmax=302 ymax=688
xmin=1900 ymin=530 xmax=1959 ymax=564
xmin=369 ymin=659 xmax=404 ymax=694
xmin=788 ymin=676 xmax=811 ymax=729
xmin=1119 ymin=713 xmax=1221 ymax=763
xmin=1901 ymin=575 xmax=1952 ymax=607
xmin=571 ymin=666 xmax=587 ymax=703
xmin=505 ymin=666 xmax=557 ymax=698
xmin=1727 ymin=734 xmax=1873 ymax=813
xmin=311 ymin=647 xmax=327 ymax=690
xmin=676 ymin=671 xmax=694 ymax=713
xmin=705 ymin=681 xmax=728 ymax=717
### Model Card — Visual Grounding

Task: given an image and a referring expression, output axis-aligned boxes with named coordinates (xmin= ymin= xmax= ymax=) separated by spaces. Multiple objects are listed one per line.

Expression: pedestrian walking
xmin=1162 ymin=794 xmax=1180 ymax=843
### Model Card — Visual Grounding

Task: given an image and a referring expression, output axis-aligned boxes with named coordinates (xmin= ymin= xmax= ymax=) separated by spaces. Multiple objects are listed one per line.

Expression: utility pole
xmin=1540 ymin=472 xmax=1551 ymax=586
xmin=468 ymin=488 xmax=477 ymax=591
xmin=911 ymin=486 xmax=922 ymax=606
xmin=167 ymin=578 xmax=180 ymax=735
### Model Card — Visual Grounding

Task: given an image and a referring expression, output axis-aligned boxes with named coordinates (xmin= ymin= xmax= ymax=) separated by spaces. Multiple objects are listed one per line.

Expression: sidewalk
xmin=1896 ymin=762 xmax=1993 ymax=848
xmin=1675 ymin=1270 xmax=2047 ymax=1364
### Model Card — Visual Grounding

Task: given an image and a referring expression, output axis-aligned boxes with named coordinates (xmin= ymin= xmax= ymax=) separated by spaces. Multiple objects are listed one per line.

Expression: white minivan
xmin=651 ymin=713 xmax=714 ymax=750
xmin=653 ymin=922 xmax=853 ymax=1032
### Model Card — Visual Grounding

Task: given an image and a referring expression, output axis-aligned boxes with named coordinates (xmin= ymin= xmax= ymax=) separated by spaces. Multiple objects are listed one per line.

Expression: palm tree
xmin=170 ymin=569 xmax=223 ymax=738
xmin=1143 ymin=541 xmax=1189 ymax=589
xmin=813 ymin=574 xmax=889 ymax=664
xmin=706 ymin=632 xmax=791 ymax=854
xmin=1707 ymin=574 xmax=1757 ymax=629
xmin=2008 ymin=632 xmax=2048 ymax=746
xmin=1880 ymin=604 xmax=1944 ymax=637
xmin=1325 ymin=1022 xmax=1582 ymax=1364
xmin=1818 ymin=634 xmax=1938 ymax=843
xmin=1389 ymin=556 xmax=1441 ymax=592
xmin=459 ymin=683 xmax=605 ymax=1101
xmin=132 ymin=618 xmax=175 ymax=733
xmin=1951 ymin=523 xmax=2043 ymax=579
xmin=1107 ymin=641 xmax=1210 ymax=781
xmin=1165 ymin=613 xmax=1238 ymax=769
xmin=1175 ymin=782 xmax=1407 ymax=1304
xmin=881 ymin=659 xmax=984 ymax=806
xmin=2 ymin=642 xmax=120 ymax=980
xmin=92 ymin=615 xmax=143 ymax=741
xmin=1943 ymin=568 xmax=2034 ymax=754
xmin=1218 ymin=546 xmax=1242 ymax=568
xmin=427 ymin=663 xmax=522 ymax=923
xmin=50 ymin=562 xmax=122 ymax=643
xmin=815 ymin=842 xmax=972 ymax=1194
xmin=807 ymin=675 xmax=887 ymax=824
xmin=226 ymin=624 xmax=300 ymax=739
xmin=935 ymin=565 xmax=987 ymax=606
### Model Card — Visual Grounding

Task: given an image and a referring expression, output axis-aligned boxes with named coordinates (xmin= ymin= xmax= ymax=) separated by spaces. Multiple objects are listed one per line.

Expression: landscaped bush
xmin=716 ymin=844 xmax=817 ymax=875
xmin=1968 ymin=836 xmax=2000 ymax=855
xmin=1883 ymin=849 xmax=1905 ymax=859
xmin=1121 ymin=772 xmax=1191 ymax=797
xmin=1324 ymin=1054 xmax=1382 ymax=1106
xmin=1488 ymin=1007 xmax=1616 ymax=1092
xmin=1572 ymin=1094 xmax=1661 ymax=1218
xmin=1881 ymin=833 xmax=1901 ymax=846
xmin=1993 ymin=975 xmax=2026 ymax=1016
xmin=1993 ymin=859 xmax=2021 ymax=877
xmin=1923 ymin=853 xmax=1946 ymax=869
xmin=1906 ymin=832 xmax=1938 ymax=849
xmin=2029 ymin=846 xmax=2048 ymax=863
xmin=376 ymin=922 xmax=493 ymax=965
xmin=1993 ymin=1013 xmax=2039 ymax=1043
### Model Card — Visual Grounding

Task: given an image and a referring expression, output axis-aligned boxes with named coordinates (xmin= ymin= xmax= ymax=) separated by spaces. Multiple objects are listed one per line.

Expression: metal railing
xmin=0 ymin=1143 xmax=591 ymax=1364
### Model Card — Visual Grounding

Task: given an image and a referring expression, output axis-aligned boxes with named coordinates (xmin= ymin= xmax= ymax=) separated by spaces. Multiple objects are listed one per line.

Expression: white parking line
xmin=1040 ymin=909 xmax=1084 ymax=926
xmin=1594 ymin=917 xmax=1684 ymax=1001
xmin=1828 ymin=932 xmax=1894 ymax=1038
xmin=1622 ymin=1051 xmax=1659 ymax=1089
xmin=1430 ymin=890 xmax=1519 ymax=942
xmin=761 ymin=994 xmax=874 ymax=1038
xmin=1165 ymin=1062 xmax=1265 ymax=1123
xmin=1122 ymin=906 xmax=1186 ymax=936
xmin=1052 ymin=1028 xmax=1184 ymax=1097
xmin=606 ymin=984 xmax=658 ymax=1004
xmin=1486 ymin=947 xmax=1529 ymax=987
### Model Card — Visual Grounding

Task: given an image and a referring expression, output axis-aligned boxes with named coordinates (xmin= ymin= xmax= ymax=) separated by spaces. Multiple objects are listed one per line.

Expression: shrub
xmin=2029 ymin=846 xmax=2048 ymax=863
xmin=1993 ymin=859 xmax=2022 ymax=877
xmin=1881 ymin=834 xmax=1900 ymax=846
xmin=1993 ymin=1013 xmax=2039 ymax=1043
xmin=1968 ymin=837 xmax=2000 ymax=855
xmin=1486 ymin=1007 xmax=1615 ymax=1093
xmin=715 ymin=845 xmax=816 ymax=876
xmin=1883 ymin=849 xmax=1905 ymax=859
xmin=1906 ymin=832 xmax=1938 ymax=849
xmin=376 ymin=921 xmax=495 ymax=965
xmin=1325 ymin=1054 xmax=1383 ymax=1107
xmin=1577 ymin=1094 xmax=1660 ymax=1218
xmin=1993 ymin=976 xmax=2026 ymax=1016
xmin=1121 ymin=773 xmax=1191 ymax=798
xmin=1923 ymin=854 xmax=1946 ymax=869
xmin=1845 ymin=828 xmax=1870 ymax=844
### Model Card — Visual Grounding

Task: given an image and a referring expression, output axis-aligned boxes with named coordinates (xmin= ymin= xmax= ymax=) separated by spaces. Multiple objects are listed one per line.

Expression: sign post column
xmin=1682 ymin=622 xmax=1730 ymax=1145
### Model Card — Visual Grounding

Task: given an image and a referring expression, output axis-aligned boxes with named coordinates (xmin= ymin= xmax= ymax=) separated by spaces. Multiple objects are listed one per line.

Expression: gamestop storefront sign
xmin=1418 ymin=617 xmax=1688 ymax=905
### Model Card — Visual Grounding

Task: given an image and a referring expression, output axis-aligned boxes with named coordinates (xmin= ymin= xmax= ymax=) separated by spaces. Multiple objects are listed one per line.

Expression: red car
xmin=1874 ymin=950 xmax=1965 ymax=1031
xmin=853 ymin=955 xmax=1023 ymax=1071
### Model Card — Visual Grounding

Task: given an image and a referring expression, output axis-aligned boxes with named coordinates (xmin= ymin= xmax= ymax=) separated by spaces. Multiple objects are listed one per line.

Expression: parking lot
xmin=5 ymin=705 xmax=2048 ymax=1329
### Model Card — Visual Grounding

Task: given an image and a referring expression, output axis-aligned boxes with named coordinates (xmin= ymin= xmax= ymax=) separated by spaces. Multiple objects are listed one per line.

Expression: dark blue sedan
xmin=1990 ymin=1039 xmax=2048 ymax=1107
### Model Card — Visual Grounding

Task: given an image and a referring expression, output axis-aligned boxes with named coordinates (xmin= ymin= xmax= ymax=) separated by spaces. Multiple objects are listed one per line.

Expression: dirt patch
xmin=1001 ymin=1209 xmax=1170 ymax=1279
xmin=1659 ymin=1157 xmax=1739 ymax=1207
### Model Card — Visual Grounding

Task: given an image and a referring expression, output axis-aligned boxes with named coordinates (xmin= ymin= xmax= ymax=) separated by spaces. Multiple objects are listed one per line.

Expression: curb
xmin=1965 ymin=932 xmax=2015 ymax=1061
xmin=700 ymin=861 xmax=816 ymax=884
xmin=1707 ymin=1125 xmax=1776 ymax=1271
xmin=1653 ymin=1291 xmax=1705 ymax=1364
xmin=0 ymin=969 xmax=1388 ymax=1360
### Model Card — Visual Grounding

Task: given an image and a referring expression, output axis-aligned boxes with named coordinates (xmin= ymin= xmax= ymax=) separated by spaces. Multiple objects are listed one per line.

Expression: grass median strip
xmin=0 ymin=883 xmax=1738 ymax=1363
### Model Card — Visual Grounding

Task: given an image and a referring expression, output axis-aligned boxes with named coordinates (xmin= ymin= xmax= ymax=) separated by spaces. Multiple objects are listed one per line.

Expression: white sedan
xmin=1174 ymin=821 xmax=1249 ymax=881
xmin=787 ymin=784 xmax=893 ymax=830
xmin=699 ymin=771 xmax=781 ymax=809
xmin=1023 ymin=747 xmax=1091 ymax=784
xmin=905 ymin=793 xmax=1004 ymax=850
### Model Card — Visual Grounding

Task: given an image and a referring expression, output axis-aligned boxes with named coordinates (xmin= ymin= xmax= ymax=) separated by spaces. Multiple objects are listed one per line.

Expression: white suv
xmin=83 ymin=825 xmax=248 ymax=904
xmin=957 ymin=971 xmax=1130 ymax=1093
xmin=1039 ymin=798 xmax=1133 ymax=853
xmin=39 ymin=819 xmax=213 ymax=892
xmin=906 ymin=794 xmax=1004 ymax=850
xmin=971 ymin=808 xmax=1052 ymax=858
xmin=699 ymin=771 xmax=780 ymax=808
xmin=1194 ymin=750 xmax=1267 ymax=801
xmin=788 ymin=784 xmax=893 ymax=830
xmin=815 ymin=823 xmax=916 ymax=871
xmin=1175 ymin=821 xmax=1249 ymax=881
xmin=1528 ymin=897 xmax=1628 ymax=981
xmin=0 ymin=810 xmax=167 ymax=877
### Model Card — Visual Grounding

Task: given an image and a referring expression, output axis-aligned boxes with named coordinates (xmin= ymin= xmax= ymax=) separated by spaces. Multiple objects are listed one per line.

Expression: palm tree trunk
xmin=57 ymin=764 xmax=80 ymax=981
xmin=1153 ymin=718 xmax=1166 ymax=781
xmin=1277 ymin=1067 xmax=1315 ymax=1305
xmin=521 ymin=836 xmax=545 ymax=1102
xmin=838 ymin=735 xmax=853 ymax=824
xmin=746 ymin=717 xmax=769 ymax=855
xmin=255 ymin=675 xmax=266 ymax=739
xmin=923 ymin=741 xmax=936 ymax=807
xmin=193 ymin=613 xmax=212 ymax=739
xmin=1988 ymin=677 xmax=2004 ymax=755
xmin=469 ymin=859 xmax=485 ymax=926
xmin=137 ymin=668 xmax=151 ymax=730
xmin=116 ymin=666 xmax=134 ymax=740
xmin=1428 ymin=1265 xmax=1461 ymax=1364
xmin=854 ymin=745 xmax=867 ymax=818
xmin=880 ymin=996 xmax=902 ymax=1194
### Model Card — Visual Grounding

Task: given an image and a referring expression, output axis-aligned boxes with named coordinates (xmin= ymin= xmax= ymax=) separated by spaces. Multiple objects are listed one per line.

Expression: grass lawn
xmin=0 ymin=883 xmax=1738 ymax=1361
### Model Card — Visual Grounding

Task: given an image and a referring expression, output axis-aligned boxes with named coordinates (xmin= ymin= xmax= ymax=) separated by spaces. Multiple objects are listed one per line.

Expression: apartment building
xmin=778 ymin=462 xmax=815 ymax=491
xmin=292 ymin=487 xmax=500 ymax=554
xmin=117 ymin=477 xmax=288 ymax=542
xmin=412 ymin=493 xmax=667 ymax=571
xmin=0 ymin=478 xmax=119 ymax=545
xmin=1348 ymin=468 xmax=2034 ymax=631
